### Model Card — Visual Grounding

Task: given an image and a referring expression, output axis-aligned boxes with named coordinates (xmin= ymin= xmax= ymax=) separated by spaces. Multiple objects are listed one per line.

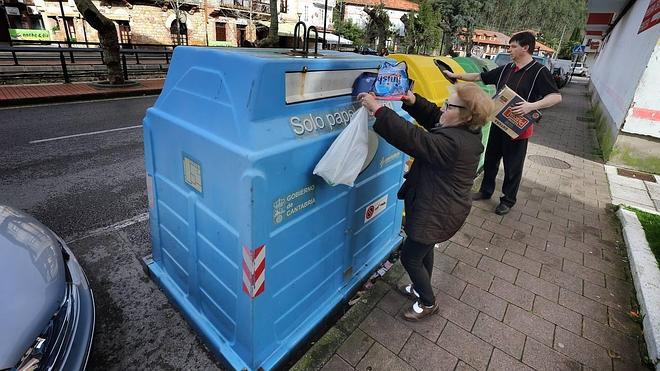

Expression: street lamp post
xmin=58 ymin=0 xmax=74 ymax=62
xmin=322 ymin=0 xmax=327 ymax=49
xmin=175 ymin=0 xmax=181 ymax=45
xmin=58 ymin=0 xmax=71 ymax=47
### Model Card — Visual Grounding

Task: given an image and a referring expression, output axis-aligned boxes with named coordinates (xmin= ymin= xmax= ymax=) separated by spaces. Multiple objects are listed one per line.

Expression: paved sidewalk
xmin=605 ymin=165 xmax=660 ymax=212
xmin=303 ymin=80 xmax=648 ymax=370
xmin=0 ymin=78 xmax=163 ymax=106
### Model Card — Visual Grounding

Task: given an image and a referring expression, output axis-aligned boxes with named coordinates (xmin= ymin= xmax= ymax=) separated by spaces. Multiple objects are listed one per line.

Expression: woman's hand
xmin=401 ymin=90 xmax=416 ymax=106
xmin=357 ymin=92 xmax=380 ymax=115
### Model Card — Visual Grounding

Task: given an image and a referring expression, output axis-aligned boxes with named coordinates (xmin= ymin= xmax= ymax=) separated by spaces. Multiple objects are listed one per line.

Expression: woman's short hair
xmin=454 ymin=82 xmax=495 ymax=130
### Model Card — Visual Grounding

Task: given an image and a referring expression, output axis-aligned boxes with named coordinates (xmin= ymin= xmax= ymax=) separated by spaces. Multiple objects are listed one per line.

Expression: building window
xmin=60 ymin=17 xmax=76 ymax=41
xmin=117 ymin=21 xmax=131 ymax=44
xmin=236 ymin=24 xmax=246 ymax=46
xmin=170 ymin=20 xmax=188 ymax=45
xmin=215 ymin=22 xmax=226 ymax=41
xmin=280 ymin=0 xmax=287 ymax=13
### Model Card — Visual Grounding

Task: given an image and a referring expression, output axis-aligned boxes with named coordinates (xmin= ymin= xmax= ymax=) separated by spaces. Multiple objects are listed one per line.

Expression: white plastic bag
xmin=313 ymin=107 xmax=369 ymax=186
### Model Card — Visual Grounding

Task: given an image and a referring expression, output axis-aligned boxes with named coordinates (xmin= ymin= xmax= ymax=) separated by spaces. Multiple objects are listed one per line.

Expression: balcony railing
xmin=217 ymin=0 xmax=270 ymax=14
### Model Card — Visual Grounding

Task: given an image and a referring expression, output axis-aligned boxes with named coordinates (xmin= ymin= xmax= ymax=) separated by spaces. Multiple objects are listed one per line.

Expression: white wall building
xmin=340 ymin=0 xmax=419 ymax=49
xmin=587 ymin=0 xmax=660 ymax=171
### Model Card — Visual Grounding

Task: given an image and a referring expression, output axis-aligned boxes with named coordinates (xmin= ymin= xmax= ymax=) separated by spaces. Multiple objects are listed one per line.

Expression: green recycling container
xmin=453 ymin=57 xmax=496 ymax=173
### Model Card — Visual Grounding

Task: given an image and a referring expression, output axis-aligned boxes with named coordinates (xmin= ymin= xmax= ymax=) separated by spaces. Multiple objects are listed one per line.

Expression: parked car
xmin=571 ymin=62 xmax=588 ymax=76
xmin=0 ymin=205 xmax=95 ymax=371
xmin=353 ymin=46 xmax=379 ymax=56
xmin=552 ymin=66 xmax=570 ymax=89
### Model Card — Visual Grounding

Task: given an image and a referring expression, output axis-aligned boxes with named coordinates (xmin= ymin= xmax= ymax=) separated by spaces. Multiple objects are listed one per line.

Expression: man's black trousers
xmin=479 ymin=125 xmax=529 ymax=207
xmin=400 ymin=238 xmax=435 ymax=306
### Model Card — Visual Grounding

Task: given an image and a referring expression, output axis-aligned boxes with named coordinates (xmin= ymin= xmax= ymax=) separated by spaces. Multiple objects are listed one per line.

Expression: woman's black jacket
xmin=373 ymin=94 xmax=484 ymax=244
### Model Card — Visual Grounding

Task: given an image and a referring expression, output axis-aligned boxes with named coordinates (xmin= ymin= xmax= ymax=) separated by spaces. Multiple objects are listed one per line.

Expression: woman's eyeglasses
xmin=443 ymin=100 xmax=466 ymax=110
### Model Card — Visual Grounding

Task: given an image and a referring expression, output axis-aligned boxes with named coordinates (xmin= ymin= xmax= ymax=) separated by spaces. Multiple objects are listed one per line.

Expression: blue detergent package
xmin=352 ymin=72 xmax=378 ymax=96
xmin=373 ymin=61 xmax=411 ymax=100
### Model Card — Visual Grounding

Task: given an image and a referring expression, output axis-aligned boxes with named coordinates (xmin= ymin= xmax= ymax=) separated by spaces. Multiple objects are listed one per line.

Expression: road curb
xmin=617 ymin=208 xmax=660 ymax=370
xmin=0 ymin=88 xmax=161 ymax=108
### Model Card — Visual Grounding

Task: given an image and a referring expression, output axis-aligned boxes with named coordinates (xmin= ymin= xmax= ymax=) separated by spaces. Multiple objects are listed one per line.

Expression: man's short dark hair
xmin=510 ymin=31 xmax=536 ymax=54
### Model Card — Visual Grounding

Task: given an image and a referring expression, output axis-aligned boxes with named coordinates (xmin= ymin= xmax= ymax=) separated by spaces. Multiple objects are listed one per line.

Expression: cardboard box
xmin=491 ymin=85 xmax=542 ymax=138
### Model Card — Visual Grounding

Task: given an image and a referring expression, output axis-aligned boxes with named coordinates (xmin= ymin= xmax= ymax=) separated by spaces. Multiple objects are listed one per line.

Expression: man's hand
xmin=512 ymin=101 xmax=536 ymax=115
xmin=443 ymin=70 xmax=459 ymax=80
xmin=401 ymin=90 xmax=416 ymax=106
xmin=357 ymin=92 xmax=380 ymax=115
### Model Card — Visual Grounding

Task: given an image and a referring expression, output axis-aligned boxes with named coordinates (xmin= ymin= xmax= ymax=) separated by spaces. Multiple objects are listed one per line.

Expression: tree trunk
xmin=73 ymin=0 xmax=124 ymax=84
xmin=258 ymin=0 xmax=279 ymax=47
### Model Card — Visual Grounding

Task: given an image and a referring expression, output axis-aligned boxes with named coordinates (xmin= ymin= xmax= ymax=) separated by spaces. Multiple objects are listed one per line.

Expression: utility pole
xmin=204 ymin=0 xmax=209 ymax=46
xmin=554 ymin=24 xmax=566 ymax=59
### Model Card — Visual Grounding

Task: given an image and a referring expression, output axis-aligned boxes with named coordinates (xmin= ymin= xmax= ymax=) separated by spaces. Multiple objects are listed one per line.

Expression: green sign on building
xmin=9 ymin=29 xmax=51 ymax=41
xmin=208 ymin=40 xmax=236 ymax=47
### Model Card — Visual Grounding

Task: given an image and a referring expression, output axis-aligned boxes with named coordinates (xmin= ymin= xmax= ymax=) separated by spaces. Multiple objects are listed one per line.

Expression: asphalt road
xmin=0 ymin=96 xmax=223 ymax=370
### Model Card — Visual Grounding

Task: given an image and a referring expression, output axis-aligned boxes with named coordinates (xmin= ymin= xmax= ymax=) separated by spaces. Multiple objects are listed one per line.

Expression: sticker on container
xmin=146 ymin=173 xmax=154 ymax=209
xmin=272 ymin=184 xmax=316 ymax=225
xmin=182 ymin=154 xmax=203 ymax=193
xmin=364 ymin=194 xmax=388 ymax=223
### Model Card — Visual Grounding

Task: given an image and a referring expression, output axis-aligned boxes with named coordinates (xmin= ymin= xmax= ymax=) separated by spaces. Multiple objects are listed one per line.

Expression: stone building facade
xmin=1 ymin=0 xmax=269 ymax=46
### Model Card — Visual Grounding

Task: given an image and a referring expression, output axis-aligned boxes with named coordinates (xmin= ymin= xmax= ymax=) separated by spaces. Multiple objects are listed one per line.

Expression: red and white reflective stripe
xmin=632 ymin=107 xmax=660 ymax=122
xmin=242 ymin=244 xmax=266 ymax=299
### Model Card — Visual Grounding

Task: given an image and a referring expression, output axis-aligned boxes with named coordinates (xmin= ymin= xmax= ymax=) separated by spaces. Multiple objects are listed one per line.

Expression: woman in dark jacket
xmin=358 ymin=83 xmax=495 ymax=321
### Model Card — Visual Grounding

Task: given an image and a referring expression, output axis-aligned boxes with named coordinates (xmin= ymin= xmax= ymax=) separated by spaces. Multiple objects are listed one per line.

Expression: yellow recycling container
xmin=390 ymin=54 xmax=493 ymax=174
xmin=390 ymin=54 xmax=465 ymax=106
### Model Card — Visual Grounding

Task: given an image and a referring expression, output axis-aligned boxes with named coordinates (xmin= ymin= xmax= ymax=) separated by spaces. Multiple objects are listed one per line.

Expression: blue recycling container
xmin=142 ymin=47 xmax=410 ymax=370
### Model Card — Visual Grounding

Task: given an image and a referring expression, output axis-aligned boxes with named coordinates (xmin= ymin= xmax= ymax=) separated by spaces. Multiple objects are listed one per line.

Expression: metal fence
xmin=0 ymin=40 xmax=176 ymax=84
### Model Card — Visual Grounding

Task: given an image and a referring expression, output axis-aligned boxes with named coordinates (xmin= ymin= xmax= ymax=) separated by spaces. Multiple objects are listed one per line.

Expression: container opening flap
xmin=285 ymin=69 xmax=377 ymax=104
xmin=433 ymin=60 xmax=456 ymax=84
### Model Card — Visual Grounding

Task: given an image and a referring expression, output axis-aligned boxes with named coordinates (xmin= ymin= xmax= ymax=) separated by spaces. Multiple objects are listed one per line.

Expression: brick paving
xmin=0 ymin=78 xmax=163 ymax=106
xmin=315 ymin=81 xmax=648 ymax=370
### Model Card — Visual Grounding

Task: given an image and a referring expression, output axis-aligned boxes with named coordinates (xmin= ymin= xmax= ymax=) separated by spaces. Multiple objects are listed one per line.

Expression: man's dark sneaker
xmin=402 ymin=301 xmax=439 ymax=322
xmin=471 ymin=192 xmax=491 ymax=201
xmin=495 ymin=203 xmax=511 ymax=215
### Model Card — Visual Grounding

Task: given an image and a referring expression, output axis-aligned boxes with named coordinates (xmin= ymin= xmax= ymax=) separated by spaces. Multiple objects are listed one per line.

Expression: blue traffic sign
xmin=572 ymin=45 xmax=586 ymax=55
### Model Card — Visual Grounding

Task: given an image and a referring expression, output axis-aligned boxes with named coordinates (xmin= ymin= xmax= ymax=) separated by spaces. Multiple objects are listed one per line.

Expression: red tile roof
xmin=472 ymin=29 xmax=510 ymax=46
xmin=344 ymin=0 xmax=419 ymax=11
xmin=536 ymin=41 xmax=555 ymax=53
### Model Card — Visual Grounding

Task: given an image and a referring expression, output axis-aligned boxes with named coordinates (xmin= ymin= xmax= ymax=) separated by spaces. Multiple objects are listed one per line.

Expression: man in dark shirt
xmin=444 ymin=31 xmax=562 ymax=215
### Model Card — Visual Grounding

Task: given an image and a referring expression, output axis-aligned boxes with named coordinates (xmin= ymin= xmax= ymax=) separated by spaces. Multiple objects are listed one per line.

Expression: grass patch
xmin=611 ymin=145 xmax=660 ymax=174
xmin=591 ymin=105 xmax=614 ymax=160
xmin=627 ymin=207 xmax=660 ymax=268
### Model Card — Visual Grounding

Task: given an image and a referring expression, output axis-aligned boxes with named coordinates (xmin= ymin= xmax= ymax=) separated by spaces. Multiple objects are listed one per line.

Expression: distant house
xmin=340 ymin=0 xmax=419 ymax=50
xmin=456 ymin=29 xmax=555 ymax=59
xmin=469 ymin=29 xmax=511 ymax=59
xmin=535 ymin=40 xmax=554 ymax=57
